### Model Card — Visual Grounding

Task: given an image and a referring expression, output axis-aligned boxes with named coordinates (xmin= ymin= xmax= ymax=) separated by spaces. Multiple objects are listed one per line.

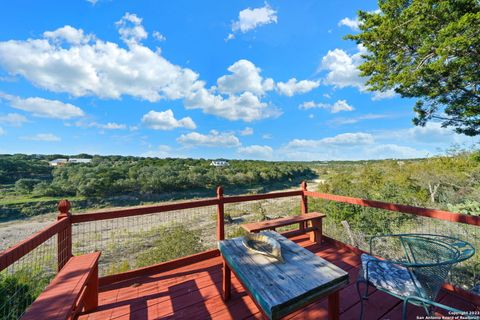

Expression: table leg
xmin=222 ymin=259 xmax=231 ymax=301
xmin=328 ymin=291 xmax=340 ymax=320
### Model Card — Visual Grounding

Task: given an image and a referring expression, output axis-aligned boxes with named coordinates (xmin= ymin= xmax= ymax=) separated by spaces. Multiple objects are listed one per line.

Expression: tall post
xmin=216 ymin=186 xmax=225 ymax=241
xmin=300 ymin=181 xmax=308 ymax=231
xmin=57 ymin=199 xmax=72 ymax=271
xmin=301 ymin=181 xmax=308 ymax=213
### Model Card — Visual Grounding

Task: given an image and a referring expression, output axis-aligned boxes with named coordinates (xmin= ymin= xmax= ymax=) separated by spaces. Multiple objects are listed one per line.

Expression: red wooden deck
xmin=79 ymin=234 xmax=477 ymax=320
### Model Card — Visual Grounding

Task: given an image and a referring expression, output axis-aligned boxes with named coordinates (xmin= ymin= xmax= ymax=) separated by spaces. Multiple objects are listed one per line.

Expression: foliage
xmin=311 ymin=152 xmax=480 ymax=243
xmin=0 ymin=155 xmax=51 ymax=184
xmin=135 ymin=224 xmax=205 ymax=268
xmin=0 ymin=275 xmax=35 ymax=320
xmin=447 ymin=200 xmax=480 ymax=215
xmin=0 ymin=154 xmax=316 ymax=199
xmin=347 ymin=0 xmax=480 ymax=135
xmin=226 ymin=226 xmax=248 ymax=239
xmin=15 ymin=179 xmax=41 ymax=194
xmin=0 ymin=267 xmax=53 ymax=320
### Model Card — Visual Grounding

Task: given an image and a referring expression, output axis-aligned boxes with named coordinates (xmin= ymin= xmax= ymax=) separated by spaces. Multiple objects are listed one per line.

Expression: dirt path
xmin=0 ymin=213 xmax=57 ymax=250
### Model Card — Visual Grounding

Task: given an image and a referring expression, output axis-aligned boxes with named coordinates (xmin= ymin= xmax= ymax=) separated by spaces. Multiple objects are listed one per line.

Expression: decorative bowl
xmin=242 ymin=233 xmax=284 ymax=263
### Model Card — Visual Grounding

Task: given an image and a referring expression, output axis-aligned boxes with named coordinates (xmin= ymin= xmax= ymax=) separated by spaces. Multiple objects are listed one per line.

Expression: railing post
xmin=217 ymin=186 xmax=225 ymax=241
xmin=57 ymin=199 xmax=72 ymax=271
xmin=300 ymin=181 xmax=308 ymax=231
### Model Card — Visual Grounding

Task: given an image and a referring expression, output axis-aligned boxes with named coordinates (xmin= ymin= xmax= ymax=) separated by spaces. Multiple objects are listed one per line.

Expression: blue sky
xmin=0 ymin=0 xmax=476 ymax=160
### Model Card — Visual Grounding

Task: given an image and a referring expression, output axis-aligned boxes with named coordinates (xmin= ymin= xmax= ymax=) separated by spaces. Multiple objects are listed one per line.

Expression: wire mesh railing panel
xmin=309 ymin=198 xmax=480 ymax=293
xmin=224 ymin=196 xmax=302 ymax=239
xmin=0 ymin=229 xmax=68 ymax=320
xmin=72 ymin=205 xmax=217 ymax=276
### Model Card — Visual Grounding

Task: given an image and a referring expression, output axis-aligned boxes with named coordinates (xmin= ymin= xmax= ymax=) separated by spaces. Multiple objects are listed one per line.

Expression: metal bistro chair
xmin=356 ymin=233 xmax=475 ymax=320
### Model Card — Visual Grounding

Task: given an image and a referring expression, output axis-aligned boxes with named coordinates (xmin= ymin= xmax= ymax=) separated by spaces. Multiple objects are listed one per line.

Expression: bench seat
xmin=22 ymin=252 xmax=101 ymax=320
xmin=241 ymin=212 xmax=325 ymax=243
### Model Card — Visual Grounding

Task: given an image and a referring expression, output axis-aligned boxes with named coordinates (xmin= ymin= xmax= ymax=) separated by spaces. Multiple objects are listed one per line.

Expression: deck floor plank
xmin=79 ymin=234 xmax=475 ymax=320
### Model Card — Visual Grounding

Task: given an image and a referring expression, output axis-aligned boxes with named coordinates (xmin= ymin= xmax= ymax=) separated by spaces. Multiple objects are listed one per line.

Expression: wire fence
xmin=309 ymin=198 xmax=480 ymax=293
xmin=0 ymin=226 xmax=70 ymax=320
xmin=224 ymin=196 xmax=302 ymax=239
xmin=72 ymin=204 xmax=218 ymax=276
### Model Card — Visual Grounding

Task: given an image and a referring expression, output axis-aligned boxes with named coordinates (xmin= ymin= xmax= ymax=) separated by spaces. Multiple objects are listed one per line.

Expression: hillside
xmin=0 ymin=154 xmax=316 ymax=221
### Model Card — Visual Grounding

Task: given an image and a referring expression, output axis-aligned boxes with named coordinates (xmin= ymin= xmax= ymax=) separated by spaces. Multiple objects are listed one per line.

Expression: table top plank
xmin=219 ymin=231 xmax=349 ymax=319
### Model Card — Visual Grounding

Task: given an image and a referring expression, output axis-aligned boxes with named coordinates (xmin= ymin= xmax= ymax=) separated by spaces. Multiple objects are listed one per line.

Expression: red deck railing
xmin=0 ymin=182 xmax=478 ymax=319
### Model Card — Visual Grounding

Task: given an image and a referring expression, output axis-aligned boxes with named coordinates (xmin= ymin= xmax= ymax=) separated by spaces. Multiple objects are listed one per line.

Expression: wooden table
xmin=218 ymin=231 xmax=349 ymax=320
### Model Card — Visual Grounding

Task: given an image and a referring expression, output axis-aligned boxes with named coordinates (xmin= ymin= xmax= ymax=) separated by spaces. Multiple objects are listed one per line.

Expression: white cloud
xmin=0 ymin=93 xmax=84 ymax=119
xmin=372 ymin=89 xmax=397 ymax=100
xmin=182 ymin=59 xmax=280 ymax=122
xmin=375 ymin=122 xmax=478 ymax=147
xmin=217 ymin=59 xmax=274 ymax=96
xmin=152 ymin=31 xmax=166 ymax=42
xmin=329 ymin=113 xmax=388 ymax=125
xmin=338 ymin=17 xmax=360 ymax=30
xmin=0 ymin=13 xmax=326 ymax=125
xmin=338 ymin=10 xmax=381 ymax=32
xmin=330 ymin=100 xmax=354 ymax=113
xmin=299 ymin=101 xmax=317 ymax=109
xmin=402 ymin=122 xmax=471 ymax=145
xmin=21 ymin=133 xmax=61 ymax=142
xmin=44 ymin=25 xmax=94 ymax=45
xmin=240 ymin=127 xmax=254 ymax=136
xmin=0 ymin=20 xmax=203 ymax=102
xmin=142 ymin=109 xmax=196 ymax=130
xmin=364 ymin=144 xmax=428 ymax=159
xmin=286 ymin=132 xmax=374 ymax=149
xmin=177 ymin=130 xmax=240 ymax=147
xmin=237 ymin=145 xmax=273 ymax=159
xmin=116 ymin=12 xmax=148 ymax=46
xmin=0 ymin=15 xmax=285 ymax=123
xmin=319 ymin=45 xmax=399 ymax=101
xmin=322 ymin=132 xmax=374 ymax=145
xmin=299 ymin=99 xmax=354 ymax=113
xmin=232 ymin=4 xmax=277 ymax=33
xmin=185 ymin=89 xmax=280 ymax=122
xmin=225 ymin=33 xmax=235 ymax=42
xmin=0 ymin=113 xmax=28 ymax=127
xmin=319 ymin=45 xmax=366 ymax=90
xmin=0 ymin=126 xmax=4 ymax=136
xmin=281 ymin=131 xmax=427 ymax=161
xmin=70 ymin=120 xmax=127 ymax=130
xmin=100 ymin=122 xmax=127 ymax=130
xmin=276 ymin=78 xmax=320 ymax=97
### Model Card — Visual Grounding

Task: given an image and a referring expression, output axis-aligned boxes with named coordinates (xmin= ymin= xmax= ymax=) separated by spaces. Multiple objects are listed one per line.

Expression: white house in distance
xmin=210 ymin=159 xmax=229 ymax=167
xmin=69 ymin=158 xmax=92 ymax=164
xmin=48 ymin=158 xmax=92 ymax=166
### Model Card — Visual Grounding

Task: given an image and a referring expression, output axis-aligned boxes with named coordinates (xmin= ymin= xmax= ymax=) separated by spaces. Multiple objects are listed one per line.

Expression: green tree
xmin=15 ymin=178 xmax=41 ymax=194
xmin=347 ymin=0 xmax=480 ymax=135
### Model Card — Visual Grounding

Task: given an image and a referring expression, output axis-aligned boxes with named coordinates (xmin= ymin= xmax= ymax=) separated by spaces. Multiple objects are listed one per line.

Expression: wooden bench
xmin=22 ymin=252 xmax=101 ymax=320
xmin=241 ymin=212 xmax=325 ymax=244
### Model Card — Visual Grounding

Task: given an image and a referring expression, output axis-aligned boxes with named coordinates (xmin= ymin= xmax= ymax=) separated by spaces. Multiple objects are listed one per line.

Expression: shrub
xmin=15 ymin=179 xmax=41 ymax=194
xmin=135 ymin=224 xmax=205 ymax=268
xmin=0 ymin=267 xmax=53 ymax=319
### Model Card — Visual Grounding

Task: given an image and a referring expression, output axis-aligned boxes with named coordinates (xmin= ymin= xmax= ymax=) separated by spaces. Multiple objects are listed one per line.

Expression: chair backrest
xmin=399 ymin=234 xmax=475 ymax=301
